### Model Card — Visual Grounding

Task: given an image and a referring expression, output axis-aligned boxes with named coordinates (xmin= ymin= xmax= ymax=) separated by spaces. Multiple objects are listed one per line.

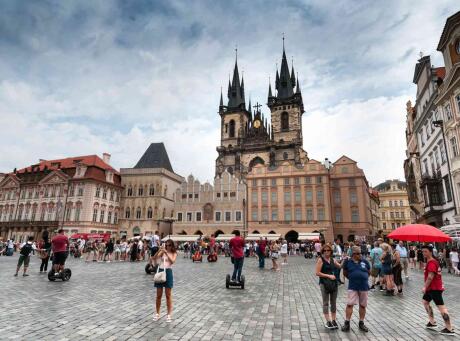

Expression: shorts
xmin=154 ymin=268 xmax=173 ymax=289
xmin=381 ymin=265 xmax=392 ymax=275
xmin=53 ymin=252 xmax=68 ymax=265
xmin=150 ymin=246 xmax=159 ymax=256
xmin=347 ymin=290 xmax=368 ymax=307
xmin=370 ymin=266 xmax=381 ymax=277
xmin=423 ymin=290 xmax=444 ymax=306
xmin=17 ymin=254 xmax=30 ymax=268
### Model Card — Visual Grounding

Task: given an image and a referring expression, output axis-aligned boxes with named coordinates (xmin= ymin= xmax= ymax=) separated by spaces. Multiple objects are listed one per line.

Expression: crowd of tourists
xmin=315 ymin=238 xmax=455 ymax=336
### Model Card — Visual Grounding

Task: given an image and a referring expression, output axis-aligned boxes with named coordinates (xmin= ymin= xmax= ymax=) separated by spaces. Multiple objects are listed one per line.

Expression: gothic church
xmin=216 ymin=44 xmax=308 ymax=178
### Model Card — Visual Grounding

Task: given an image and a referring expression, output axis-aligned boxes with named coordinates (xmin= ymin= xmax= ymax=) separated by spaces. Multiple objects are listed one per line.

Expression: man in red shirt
xmin=229 ymin=230 xmax=245 ymax=283
xmin=257 ymin=237 xmax=267 ymax=269
xmin=51 ymin=229 xmax=69 ymax=274
xmin=422 ymin=245 xmax=454 ymax=336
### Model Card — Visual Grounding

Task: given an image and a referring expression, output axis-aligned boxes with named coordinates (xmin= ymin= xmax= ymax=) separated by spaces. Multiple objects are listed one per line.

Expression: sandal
xmin=153 ymin=313 xmax=160 ymax=321
xmin=166 ymin=315 xmax=172 ymax=323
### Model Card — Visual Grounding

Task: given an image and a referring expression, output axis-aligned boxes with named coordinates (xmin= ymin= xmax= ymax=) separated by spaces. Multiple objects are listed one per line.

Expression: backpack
xmin=20 ymin=243 xmax=33 ymax=257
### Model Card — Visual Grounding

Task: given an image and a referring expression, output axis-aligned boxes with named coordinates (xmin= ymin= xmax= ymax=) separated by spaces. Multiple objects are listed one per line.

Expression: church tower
xmin=218 ymin=54 xmax=251 ymax=149
xmin=267 ymin=41 xmax=304 ymax=162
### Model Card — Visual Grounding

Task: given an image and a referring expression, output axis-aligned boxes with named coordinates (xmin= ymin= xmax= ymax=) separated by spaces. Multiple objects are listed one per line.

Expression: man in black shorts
xmin=51 ymin=229 xmax=69 ymax=274
xmin=422 ymin=245 xmax=454 ymax=336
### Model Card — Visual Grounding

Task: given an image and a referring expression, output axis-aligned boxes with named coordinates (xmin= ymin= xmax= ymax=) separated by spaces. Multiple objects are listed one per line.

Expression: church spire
xmin=219 ymin=87 xmax=224 ymax=108
xmin=227 ymin=48 xmax=245 ymax=109
xmin=277 ymin=38 xmax=294 ymax=99
xmin=247 ymin=97 xmax=252 ymax=114
xmin=291 ymin=60 xmax=296 ymax=88
xmin=296 ymin=73 xmax=301 ymax=94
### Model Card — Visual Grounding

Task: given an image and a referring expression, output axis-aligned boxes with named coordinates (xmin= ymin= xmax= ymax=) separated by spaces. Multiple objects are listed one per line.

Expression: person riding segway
xmin=207 ymin=234 xmax=218 ymax=262
xmin=226 ymin=230 xmax=245 ymax=289
xmin=48 ymin=229 xmax=71 ymax=281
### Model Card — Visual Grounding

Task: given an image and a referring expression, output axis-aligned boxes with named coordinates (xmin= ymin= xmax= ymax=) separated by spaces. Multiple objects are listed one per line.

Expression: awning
xmin=161 ymin=235 xmax=200 ymax=242
xmin=245 ymin=233 xmax=281 ymax=241
xmin=215 ymin=234 xmax=235 ymax=241
xmin=441 ymin=225 xmax=460 ymax=239
xmin=298 ymin=233 xmax=321 ymax=241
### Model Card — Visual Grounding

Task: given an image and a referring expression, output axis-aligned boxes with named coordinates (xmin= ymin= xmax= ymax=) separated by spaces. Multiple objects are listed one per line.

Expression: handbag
xmin=323 ymin=277 xmax=338 ymax=293
xmin=153 ymin=257 xmax=167 ymax=284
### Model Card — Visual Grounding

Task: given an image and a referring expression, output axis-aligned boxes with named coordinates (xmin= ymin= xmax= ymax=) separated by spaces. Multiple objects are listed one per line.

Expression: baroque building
xmin=435 ymin=11 xmax=460 ymax=223
xmin=0 ymin=154 xmax=122 ymax=242
xmin=375 ymin=180 xmax=412 ymax=236
xmin=119 ymin=143 xmax=183 ymax=238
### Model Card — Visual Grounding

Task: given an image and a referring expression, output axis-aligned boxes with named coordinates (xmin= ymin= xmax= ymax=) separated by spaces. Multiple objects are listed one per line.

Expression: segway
xmin=226 ymin=274 xmax=245 ymax=289
xmin=192 ymin=251 xmax=203 ymax=262
xmin=145 ymin=262 xmax=158 ymax=274
xmin=207 ymin=253 xmax=218 ymax=262
xmin=48 ymin=268 xmax=72 ymax=281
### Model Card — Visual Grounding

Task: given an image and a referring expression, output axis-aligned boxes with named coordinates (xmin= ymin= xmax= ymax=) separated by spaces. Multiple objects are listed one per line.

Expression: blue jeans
xmin=258 ymin=253 xmax=265 ymax=268
xmin=232 ymin=257 xmax=244 ymax=281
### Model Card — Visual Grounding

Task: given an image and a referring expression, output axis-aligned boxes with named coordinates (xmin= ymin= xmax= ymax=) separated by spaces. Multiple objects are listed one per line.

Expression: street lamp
xmin=432 ymin=120 xmax=458 ymax=215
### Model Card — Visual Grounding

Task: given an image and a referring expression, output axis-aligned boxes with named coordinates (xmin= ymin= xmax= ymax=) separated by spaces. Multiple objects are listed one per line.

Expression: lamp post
xmin=241 ymin=178 xmax=248 ymax=238
xmin=432 ymin=120 xmax=458 ymax=216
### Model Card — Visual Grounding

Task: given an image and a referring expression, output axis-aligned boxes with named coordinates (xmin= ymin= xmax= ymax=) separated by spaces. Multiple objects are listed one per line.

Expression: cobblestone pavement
xmin=0 ymin=253 xmax=459 ymax=341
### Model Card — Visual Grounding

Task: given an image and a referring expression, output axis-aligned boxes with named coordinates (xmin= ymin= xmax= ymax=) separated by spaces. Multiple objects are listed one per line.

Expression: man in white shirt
xmin=333 ymin=239 xmax=344 ymax=284
xmin=396 ymin=241 xmax=409 ymax=279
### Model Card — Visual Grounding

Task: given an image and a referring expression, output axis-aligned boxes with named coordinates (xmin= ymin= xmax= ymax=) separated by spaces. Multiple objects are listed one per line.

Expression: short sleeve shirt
xmin=370 ymin=247 xmax=383 ymax=268
xmin=344 ymin=258 xmax=370 ymax=291
xmin=52 ymin=234 xmax=69 ymax=253
xmin=424 ymin=259 xmax=444 ymax=291
xmin=229 ymin=237 xmax=245 ymax=259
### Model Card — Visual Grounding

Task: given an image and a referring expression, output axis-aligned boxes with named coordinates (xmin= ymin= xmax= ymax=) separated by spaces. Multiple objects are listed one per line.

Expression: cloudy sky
xmin=0 ymin=0 xmax=458 ymax=186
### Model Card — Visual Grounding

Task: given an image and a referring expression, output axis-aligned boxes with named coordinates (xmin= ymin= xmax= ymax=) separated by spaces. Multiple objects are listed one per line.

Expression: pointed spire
xmin=240 ymin=75 xmax=245 ymax=99
xmin=275 ymin=68 xmax=280 ymax=90
xmin=291 ymin=60 xmax=296 ymax=87
xmin=219 ymin=87 xmax=223 ymax=107
xmin=247 ymin=97 xmax=252 ymax=113
xmin=296 ymin=73 xmax=301 ymax=94
xmin=227 ymin=78 xmax=231 ymax=99
xmin=278 ymin=39 xmax=294 ymax=98
xmin=227 ymin=49 xmax=245 ymax=109
xmin=268 ymin=76 xmax=273 ymax=99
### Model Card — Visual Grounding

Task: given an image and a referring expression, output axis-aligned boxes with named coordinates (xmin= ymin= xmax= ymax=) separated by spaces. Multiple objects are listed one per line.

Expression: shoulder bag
xmin=153 ymin=257 xmax=167 ymax=284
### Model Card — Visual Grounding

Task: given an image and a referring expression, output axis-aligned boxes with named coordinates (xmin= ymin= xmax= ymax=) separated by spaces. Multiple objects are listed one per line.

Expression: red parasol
xmin=387 ymin=224 xmax=452 ymax=242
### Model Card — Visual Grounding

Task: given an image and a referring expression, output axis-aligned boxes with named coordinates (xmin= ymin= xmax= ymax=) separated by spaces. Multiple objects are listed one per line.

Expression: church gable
xmin=39 ymin=170 xmax=69 ymax=185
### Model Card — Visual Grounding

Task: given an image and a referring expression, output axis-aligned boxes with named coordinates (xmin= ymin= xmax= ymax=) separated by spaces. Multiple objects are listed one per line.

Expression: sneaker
xmin=153 ymin=313 xmax=160 ymax=321
xmin=13 ymin=273 xmax=18 ymax=277
xmin=341 ymin=321 xmax=350 ymax=332
xmin=439 ymin=328 xmax=455 ymax=336
xmin=370 ymin=285 xmax=375 ymax=290
xmin=359 ymin=321 xmax=369 ymax=332
xmin=325 ymin=321 xmax=334 ymax=329
xmin=331 ymin=320 xmax=339 ymax=329
xmin=379 ymin=287 xmax=384 ymax=292
xmin=426 ymin=322 xmax=437 ymax=330
xmin=23 ymin=274 xmax=29 ymax=277
xmin=166 ymin=315 xmax=172 ymax=323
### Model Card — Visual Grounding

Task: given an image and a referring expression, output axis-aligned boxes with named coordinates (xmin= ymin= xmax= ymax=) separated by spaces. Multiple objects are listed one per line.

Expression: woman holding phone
xmin=153 ymin=240 xmax=177 ymax=323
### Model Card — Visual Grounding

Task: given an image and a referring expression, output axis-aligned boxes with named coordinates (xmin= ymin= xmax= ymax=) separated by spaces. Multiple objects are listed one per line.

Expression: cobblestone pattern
xmin=0 ymin=254 xmax=459 ymax=340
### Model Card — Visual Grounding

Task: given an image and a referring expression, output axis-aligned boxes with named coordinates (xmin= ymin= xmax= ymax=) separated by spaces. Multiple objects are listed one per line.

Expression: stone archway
xmin=194 ymin=230 xmax=203 ymax=235
xmin=249 ymin=157 xmax=265 ymax=171
xmin=178 ymin=230 xmax=187 ymax=235
xmin=214 ymin=230 xmax=224 ymax=237
xmin=285 ymin=230 xmax=299 ymax=243
xmin=268 ymin=230 xmax=276 ymax=234
xmin=252 ymin=230 xmax=260 ymax=234
xmin=132 ymin=226 xmax=140 ymax=236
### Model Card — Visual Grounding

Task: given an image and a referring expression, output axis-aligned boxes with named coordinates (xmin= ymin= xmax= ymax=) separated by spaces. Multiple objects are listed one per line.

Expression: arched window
xmin=149 ymin=184 xmax=155 ymax=196
xmin=229 ymin=120 xmax=236 ymax=138
xmin=127 ymin=186 xmax=132 ymax=197
xmin=138 ymin=186 xmax=143 ymax=196
xmin=136 ymin=207 xmax=141 ymax=219
xmin=162 ymin=208 xmax=166 ymax=218
xmin=281 ymin=112 xmax=289 ymax=131
xmin=147 ymin=207 xmax=153 ymax=219
xmin=125 ymin=207 xmax=130 ymax=219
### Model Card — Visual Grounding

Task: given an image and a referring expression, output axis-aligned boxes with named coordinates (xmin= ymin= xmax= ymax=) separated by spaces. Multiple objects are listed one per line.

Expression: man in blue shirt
xmin=342 ymin=246 xmax=370 ymax=333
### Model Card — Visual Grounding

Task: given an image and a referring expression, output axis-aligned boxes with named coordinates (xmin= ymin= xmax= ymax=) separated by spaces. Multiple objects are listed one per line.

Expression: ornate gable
xmin=0 ymin=174 xmax=21 ymax=189
xmin=39 ymin=170 xmax=70 ymax=185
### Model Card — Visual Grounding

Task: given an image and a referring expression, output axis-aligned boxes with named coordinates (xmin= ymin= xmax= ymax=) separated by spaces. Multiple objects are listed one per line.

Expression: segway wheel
xmin=47 ymin=270 xmax=56 ymax=282
xmin=63 ymin=268 xmax=72 ymax=281
xmin=240 ymin=275 xmax=245 ymax=289
xmin=145 ymin=263 xmax=152 ymax=274
xmin=226 ymin=274 xmax=230 ymax=289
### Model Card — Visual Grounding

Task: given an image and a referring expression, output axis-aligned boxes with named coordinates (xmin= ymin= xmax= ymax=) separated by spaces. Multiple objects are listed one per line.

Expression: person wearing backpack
xmin=316 ymin=244 xmax=342 ymax=330
xmin=14 ymin=236 xmax=35 ymax=277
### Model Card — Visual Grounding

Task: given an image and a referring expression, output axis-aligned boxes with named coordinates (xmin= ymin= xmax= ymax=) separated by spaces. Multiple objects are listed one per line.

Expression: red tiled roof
xmin=434 ymin=67 xmax=446 ymax=80
xmin=16 ymin=155 xmax=118 ymax=174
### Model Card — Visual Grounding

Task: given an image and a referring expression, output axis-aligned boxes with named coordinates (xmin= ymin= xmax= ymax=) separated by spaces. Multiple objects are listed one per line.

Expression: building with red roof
xmin=0 ymin=153 xmax=122 ymax=242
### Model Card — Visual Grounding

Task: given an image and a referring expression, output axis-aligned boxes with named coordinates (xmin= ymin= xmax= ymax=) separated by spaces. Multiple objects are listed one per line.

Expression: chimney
xmin=103 ymin=153 xmax=111 ymax=165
